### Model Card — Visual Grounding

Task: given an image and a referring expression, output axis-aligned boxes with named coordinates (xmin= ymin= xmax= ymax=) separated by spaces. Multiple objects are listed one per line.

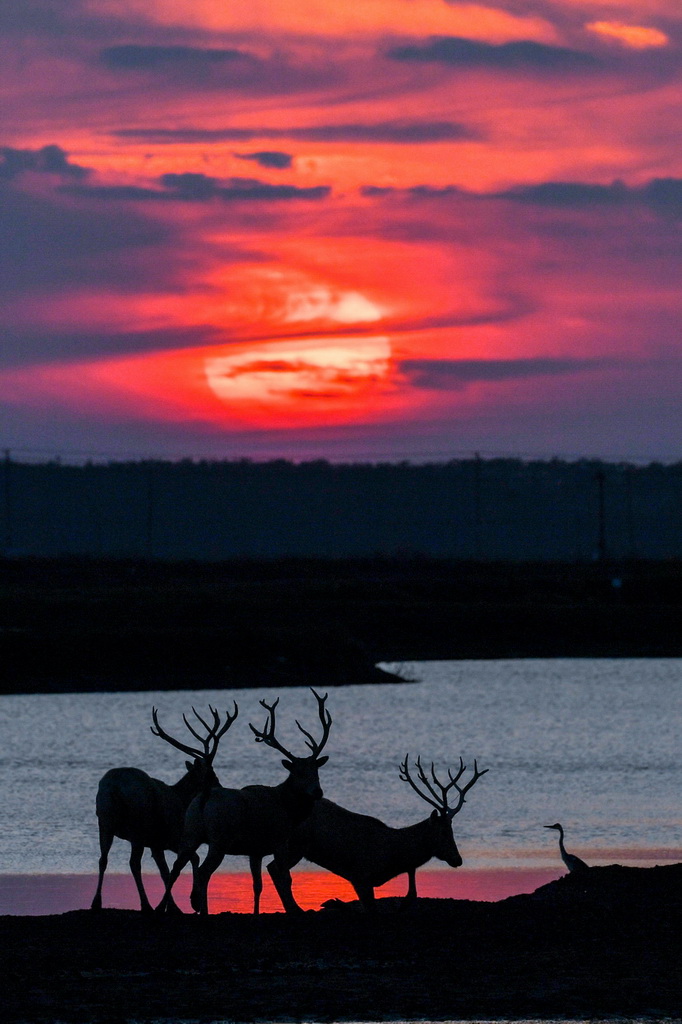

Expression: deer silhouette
xmin=91 ymin=704 xmax=237 ymax=913
xmin=158 ymin=688 xmax=332 ymax=915
xmin=268 ymin=753 xmax=488 ymax=911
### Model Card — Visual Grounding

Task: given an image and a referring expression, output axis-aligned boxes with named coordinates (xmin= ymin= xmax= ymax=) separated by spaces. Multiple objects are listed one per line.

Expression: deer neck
xmin=172 ymin=767 xmax=206 ymax=807
xmin=389 ymin=817 xmax=440 ymax=874
xmin=277 ymin=776 xmax=319 ymax=825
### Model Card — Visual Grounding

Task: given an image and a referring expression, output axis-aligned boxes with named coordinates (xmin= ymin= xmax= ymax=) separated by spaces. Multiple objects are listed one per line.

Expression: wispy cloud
xmin=364 ymin=177 xmax=682 ymax=218
xmin=100 ymin=44 xmax=253 ymax=70
xmin=400 ymin=356 xmax=616 ymax=390
xmin=64 ymin=172 xmax=331 ymax=203
xmin=114 ymin=120 xmax=477 ymax=144
xmin=586 ymin=21 xmax=669 ymax=50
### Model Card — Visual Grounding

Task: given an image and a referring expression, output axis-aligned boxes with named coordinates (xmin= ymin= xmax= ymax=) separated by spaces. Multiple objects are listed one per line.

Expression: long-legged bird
xmin=544 ymin=822 xmax=589 ymax=873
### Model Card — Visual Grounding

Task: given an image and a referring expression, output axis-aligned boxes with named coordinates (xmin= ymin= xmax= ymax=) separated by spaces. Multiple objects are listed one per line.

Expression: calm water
xmin=0 ymin=659 xmax=680 ymax=912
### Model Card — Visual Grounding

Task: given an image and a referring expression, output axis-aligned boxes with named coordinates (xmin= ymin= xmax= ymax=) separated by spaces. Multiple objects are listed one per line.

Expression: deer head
xmin=249 ymin=688 xmax=331 ymax=800
xmin=399 ymin=754 xmax=488 ymax=868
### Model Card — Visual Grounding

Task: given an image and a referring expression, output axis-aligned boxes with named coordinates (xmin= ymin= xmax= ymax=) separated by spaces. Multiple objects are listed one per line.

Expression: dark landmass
xmin=3 ymin=552 xmax=679 ymax=696
xmin=4 ymin=456 xmax=682 ymax=562
xmin=1 ymin=556 xmax=681 ymax=694
xmin=1 ymin=864 xmax=679 ymax=1022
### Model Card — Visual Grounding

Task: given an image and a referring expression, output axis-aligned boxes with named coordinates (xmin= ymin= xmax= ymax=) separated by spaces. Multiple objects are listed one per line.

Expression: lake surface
xmin=0 ymin=658 xmax=679 ymax=913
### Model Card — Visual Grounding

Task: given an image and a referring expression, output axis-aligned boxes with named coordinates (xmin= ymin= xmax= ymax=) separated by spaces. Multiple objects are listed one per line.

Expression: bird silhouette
xmin=544 ymin=822 xmax=589 ymax=873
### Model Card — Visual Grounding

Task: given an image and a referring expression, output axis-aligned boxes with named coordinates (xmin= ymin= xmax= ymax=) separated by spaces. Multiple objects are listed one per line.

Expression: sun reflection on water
xmin=0 ymin=867 xmax=562 ymax=916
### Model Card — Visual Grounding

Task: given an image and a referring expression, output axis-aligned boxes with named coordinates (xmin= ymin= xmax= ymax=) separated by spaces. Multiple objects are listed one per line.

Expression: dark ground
xmin=1 ymin=864 xmax=679 ymax=1023
xmin=2 ymin=556 xmax=681 ymax=694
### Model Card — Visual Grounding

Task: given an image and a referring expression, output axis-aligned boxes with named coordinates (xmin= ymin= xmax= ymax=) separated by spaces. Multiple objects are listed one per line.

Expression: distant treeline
xmin=2 ymin=455 xmax=681 ymax=560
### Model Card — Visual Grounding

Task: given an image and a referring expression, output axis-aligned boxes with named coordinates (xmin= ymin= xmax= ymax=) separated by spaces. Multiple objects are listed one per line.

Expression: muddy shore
xmin=1 ymin=864 xmax=679 ymax=1022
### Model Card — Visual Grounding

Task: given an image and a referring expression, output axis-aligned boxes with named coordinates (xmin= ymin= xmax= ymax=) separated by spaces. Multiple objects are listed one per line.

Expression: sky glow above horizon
xmin=2 ymin=0 xmax=681 ymax=462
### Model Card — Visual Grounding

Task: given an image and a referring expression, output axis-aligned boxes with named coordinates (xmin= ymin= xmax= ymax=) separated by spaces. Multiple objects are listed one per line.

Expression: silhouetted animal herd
xmin=92 ymin=690 xmax=586 ymax=915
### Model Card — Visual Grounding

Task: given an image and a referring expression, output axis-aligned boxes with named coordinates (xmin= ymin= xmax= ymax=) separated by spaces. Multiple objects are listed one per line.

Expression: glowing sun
xmin=204 ymin=336 xmax=392 ymax=417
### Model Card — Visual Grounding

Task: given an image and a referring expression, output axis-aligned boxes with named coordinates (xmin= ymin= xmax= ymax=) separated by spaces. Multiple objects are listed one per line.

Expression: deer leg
xmin=250 ymin=854 xmax=264 ymax=915
xmin=267 ymin=855 xmax=304 ymax=915
xmin=403 ymin=867 xmax=418 ymax=907
xmin=187 ymin=850 xmax=201 ymax=912
xmin=352 ymin=882 xmax=376 ymax=912
xmin=129 ymin=842 xmax=153 ymax=913
xmin=150 ymin=848 xmax=181 ymax=914
xmin=91 ymin=826 xmax=114 ymax=911
xmin=157 ymin=845 xmax=195 ymax=914
xmin=191 ymin=846 xmax=224 ymax=915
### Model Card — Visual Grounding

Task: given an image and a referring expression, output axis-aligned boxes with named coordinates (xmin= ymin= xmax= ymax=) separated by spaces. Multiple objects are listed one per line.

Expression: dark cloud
xmin=497 ymin=178 xmax=682 ymax=216
xmin=362 ymin=184 xmax=465 ymax=199
xmin=65 ymin=172 xmax=331 ymax=203
xmin=291 ymin=121 xmax=475 ymax=143
xmin=400 ymin=357 xmax=614 ymax=390
xmin=0 ymin=145 xmax=89 ymax=181
xmin=114 ymin=120 xmax=475 ymax=144
xmin=0 ymin=185 xmax=173 ymax=296
xmin=97 ymin=42 xmax=343 ymax=95
xmin=235 ymin=151 xmax=294 ymax=170
xmin=100 ymin=44 xmax=251 ymax=70
xmin=386 ymin=36 xmax=598 ymax=72
xmin=97 ymin=44 xmax=266 ymax=89
xmin=0 ymin=326 xmax=226 ymax=370
xmin=363 ymin=177 xmax=682 ymax=218
xmin=0 ymin=0 xmax=105 ymax=37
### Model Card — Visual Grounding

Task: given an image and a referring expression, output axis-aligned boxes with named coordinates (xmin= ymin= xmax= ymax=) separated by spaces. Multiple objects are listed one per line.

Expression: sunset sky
xmin=2 ymin=0 xmax=681 ymax=462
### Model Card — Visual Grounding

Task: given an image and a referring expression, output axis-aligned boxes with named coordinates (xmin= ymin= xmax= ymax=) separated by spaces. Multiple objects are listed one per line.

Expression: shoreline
xmin=0 ymin=867 xmax=566 ymax=916
xmin=1 ymin=864 xmax=679 ymax=1022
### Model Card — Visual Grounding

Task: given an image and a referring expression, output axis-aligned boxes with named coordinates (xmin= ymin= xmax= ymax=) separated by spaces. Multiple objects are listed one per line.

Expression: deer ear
xmin=430 ymin=809 xmax=440 ymax=822
xmin=316 ymin=755 xmax=329 ymax=767
xmin=186 ymin=760 xmax=193 ymax=771
xmin=281 ymin=759 xmax=294 ymax=771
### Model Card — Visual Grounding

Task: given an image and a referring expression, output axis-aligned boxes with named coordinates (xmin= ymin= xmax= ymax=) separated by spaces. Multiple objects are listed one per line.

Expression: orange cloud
xmin=586 ymin=21 xmax=669 ymax=49
xmin=95 ymin=0 xmax=557 ymax=43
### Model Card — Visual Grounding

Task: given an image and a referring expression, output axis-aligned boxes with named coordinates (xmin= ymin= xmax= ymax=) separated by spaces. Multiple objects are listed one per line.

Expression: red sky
xmin=2 ymin=0 xmax=681 ymax=462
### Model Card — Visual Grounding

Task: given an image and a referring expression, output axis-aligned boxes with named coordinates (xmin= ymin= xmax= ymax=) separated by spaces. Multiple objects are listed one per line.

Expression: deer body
xmin=269 ymin=797 xmax=463 ymax=910
xmin=92 ymin=762 xmax=213 ymax=913
xmin=160 ymin=689 xmax=332 ymax=915
xmin=270 ymin=755 xmax=487 ymax=912
xmin=91 ymin=705 xmax=237 ymax=913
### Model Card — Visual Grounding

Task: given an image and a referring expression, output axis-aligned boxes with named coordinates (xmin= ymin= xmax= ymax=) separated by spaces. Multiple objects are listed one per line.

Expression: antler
xmin=151 ymin=704 xmax=238 ymax=764
xmin=249 ymin=696 xmax=296 ymax=759
xmin=249 ymin=688 xmax=332 ymax=760
xmin=399 ymin=754 xmax=488 ymax=817
xmin=295 ymin=688 xmax=332 ymax=758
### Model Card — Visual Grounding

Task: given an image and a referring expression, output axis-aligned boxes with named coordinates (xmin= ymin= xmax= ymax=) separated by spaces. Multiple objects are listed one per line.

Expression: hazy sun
xmin=204 ymin=336 xmax=392 ymax=416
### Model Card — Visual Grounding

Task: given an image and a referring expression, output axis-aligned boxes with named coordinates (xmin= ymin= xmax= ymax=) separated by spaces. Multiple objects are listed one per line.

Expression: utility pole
xmin=473 ymin=452 xmax=483 ymax=559
xmin=596 ymin=467 xmax=607 ymax=561
xmin=144 ymin=462 xmax=155 ymax=559
xmin=625 ymin=466 xmax=636 ymax=559
xmin=3 ymin=449 xmax=12 ymax=554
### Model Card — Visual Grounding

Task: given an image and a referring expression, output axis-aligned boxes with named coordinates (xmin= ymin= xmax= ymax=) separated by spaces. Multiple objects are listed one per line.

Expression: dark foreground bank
xmin=2 ymin=557 xmax=682 ymax=694
xmin=1 ymin=864 xmax=679 ymax=1022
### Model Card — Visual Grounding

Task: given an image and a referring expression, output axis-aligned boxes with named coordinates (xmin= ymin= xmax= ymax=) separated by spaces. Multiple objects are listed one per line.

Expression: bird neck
xmin=556 ymin=827 xmax=570 ymax=859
